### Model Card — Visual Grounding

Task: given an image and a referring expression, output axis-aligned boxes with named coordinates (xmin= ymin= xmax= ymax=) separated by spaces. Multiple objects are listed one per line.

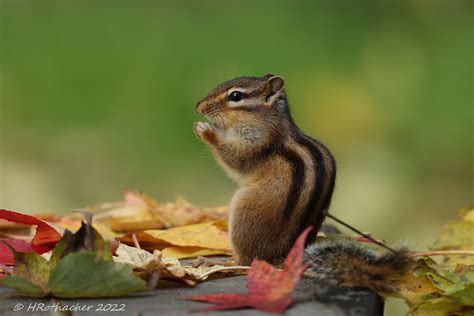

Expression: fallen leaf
xmin=143 ymin=221 xmax=229 ymax=250
xmin=0 ymin=209 xmax=61 ymax=264
xmin=91 ymin=191 xmax=227 ymax=232
xmin=390 ymin=208 xmax=474 ymax=315
xmin=157 ymin=196 xmax=227 ymax=228
xmin=431 ymin=206 xmax=474 ymax=267
xmin=52 ymin=217 xmax=120 ymax=240
xmin=187 ymin=226 xmax=312 ymax=313
xmin=113 ymin=243 xmax=241 ymax=286
xmin=160 ymin=256 xmax=230 ymax=281
xmin=119 ymin=221 xmax=231 ymax=255
xmin=0 ymin=209 xmax=61 ymax=252
xmin=391 ymin=257 xmax=474 ymax=315
xmin=0 ymin=239 xmax=35 ymax=265
xmin=53 ymin=212 xmax=110 ymax=261
xmin=1 ymin=274 xmax=45 ymax=296
xmin=48 ymin=252 xmax=145 ymax=298
xmin=411 ymin=299 xmax=474 ymax=316
xmin=94 ymin=191 xmax=168 ymax=232
xmin=161 ymin=246 xmax=226 ymax=259
xmin=1 ymin=247 xmax=51 ymax=296
xmin=113 ymin=243 xmax=159 ymax=269
xmin=1 ymin=211 xmax=146 ymax=298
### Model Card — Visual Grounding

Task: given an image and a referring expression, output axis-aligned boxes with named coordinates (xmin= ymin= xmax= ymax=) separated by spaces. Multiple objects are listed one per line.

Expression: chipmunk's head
xmin=196 ymin=74 xmax=289 ymax=131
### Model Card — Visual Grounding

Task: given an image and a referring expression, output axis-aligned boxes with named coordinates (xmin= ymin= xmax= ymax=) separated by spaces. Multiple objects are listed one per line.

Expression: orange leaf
xmin=0 ymin=209 xmax=61 ymax=264
xmin=187 ymin=227 xmax=312 ymax=313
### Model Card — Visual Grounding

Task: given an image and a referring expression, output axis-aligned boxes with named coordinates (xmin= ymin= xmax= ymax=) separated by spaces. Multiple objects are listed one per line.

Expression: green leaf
xmin=390 ymin=209 xmax=474 ymax=315
xmin=408 ymin=263 xmax=474 ymax=315
xmin=412 ymin=298 xmax=474 ymax=316
xmin=438 ymin=270 xmax=474 ymax=306
xmin=48 ymin=252 xmax=146 ymax=298
xmin=12 ymin=251 xmax=51 ymax=290
xmin=49 ymin=237 xmax=67 ymax=268
xmin=1 ymin=275 xmax=46 ymax=297
xmin=0 ymin=246 xmax=52 ymax=296
xmin=1 ymin=212 xmax=146 ymax=298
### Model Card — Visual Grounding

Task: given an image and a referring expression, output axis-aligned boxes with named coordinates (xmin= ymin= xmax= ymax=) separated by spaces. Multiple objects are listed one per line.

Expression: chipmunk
xmin=194 ymin=74 xmax=412 ymax=293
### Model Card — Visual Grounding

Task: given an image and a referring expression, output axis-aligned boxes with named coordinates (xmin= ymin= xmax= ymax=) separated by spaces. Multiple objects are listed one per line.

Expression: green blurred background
xmin=0 ymin=1 xmax=472 ymax=312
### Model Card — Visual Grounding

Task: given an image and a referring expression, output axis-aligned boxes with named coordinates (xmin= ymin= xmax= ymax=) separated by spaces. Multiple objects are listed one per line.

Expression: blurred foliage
xmin=0 ymin=0 xmax=472 ymax=251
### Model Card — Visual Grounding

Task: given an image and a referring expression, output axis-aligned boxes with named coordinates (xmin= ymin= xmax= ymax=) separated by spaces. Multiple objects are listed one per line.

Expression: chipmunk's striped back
xmin=282 ymin=129 xmax=336 ymax=239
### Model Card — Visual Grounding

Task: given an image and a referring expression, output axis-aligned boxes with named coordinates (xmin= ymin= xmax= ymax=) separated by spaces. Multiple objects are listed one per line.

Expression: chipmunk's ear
xmin=264 ymin=75 xmax=285 ymax=105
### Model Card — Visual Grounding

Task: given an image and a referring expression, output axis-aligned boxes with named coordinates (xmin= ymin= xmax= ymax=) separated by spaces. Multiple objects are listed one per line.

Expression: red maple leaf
xmin=0 ymin=209 xmax=62 ymax=265
xmin=187 ymin=226 xmax=312 ymax=313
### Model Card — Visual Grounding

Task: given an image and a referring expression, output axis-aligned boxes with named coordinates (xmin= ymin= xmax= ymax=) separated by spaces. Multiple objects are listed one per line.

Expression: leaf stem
xmin=325 ymin=213 xmax=399 ymax=253
xmin=131 ymin=233 xmax=141 ymax=249
xmin=410 ymin=250 xmax=474 ymax=257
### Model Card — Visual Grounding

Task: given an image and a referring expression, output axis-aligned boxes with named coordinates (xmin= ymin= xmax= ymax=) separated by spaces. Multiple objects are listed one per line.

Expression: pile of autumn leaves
xmin=0 ymin=191 xmax=308 ymax=313
xmin=1 ymin=209 xmax=305 ymax=313
xmin=0 ymin=191 xmax=473 ymax=315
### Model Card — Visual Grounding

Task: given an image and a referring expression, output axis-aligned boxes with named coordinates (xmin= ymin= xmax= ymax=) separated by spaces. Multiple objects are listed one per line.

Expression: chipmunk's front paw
xmin=193 ymin=121 xmax=219 ymax=144
xmin=193 ymin=121 xmax=212 ymax=139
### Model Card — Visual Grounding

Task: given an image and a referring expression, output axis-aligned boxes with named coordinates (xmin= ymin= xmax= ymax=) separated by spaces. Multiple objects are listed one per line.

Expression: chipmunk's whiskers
xmin=206 ymin=109 xmax=225 ymax=129
xmin=216 ymin=112 xmax=225 ymax=129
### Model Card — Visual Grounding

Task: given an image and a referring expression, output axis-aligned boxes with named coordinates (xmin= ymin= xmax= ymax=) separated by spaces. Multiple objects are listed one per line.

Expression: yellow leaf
xmin=54 ymin=219 xmax=120 ymax=239
xmin=395 ymin=270 xmax=440 ymax=305
xmin=162 ymin=246 xmax=229 ymax=259
xmin=96 ymin=191 xmax=168 ymax=232
xmin=90 ymin=191 xmax=227 ymax=232
xmin=157 ymin=196 xmax=228 ymax=227
xmin=142 ymin=221 xmax=230 ymax=251
xmin=432 ymin=206 xmax=474 ymax=251
xmin=99 ymin=207 xmax=167 ymax=232
xmin=412 ymin=298 xmax=474 ymax=316
xmin=431 ymin=206 xmax=474 ymax=267
xmin=119 ymin=221 xmax=231 ymax=254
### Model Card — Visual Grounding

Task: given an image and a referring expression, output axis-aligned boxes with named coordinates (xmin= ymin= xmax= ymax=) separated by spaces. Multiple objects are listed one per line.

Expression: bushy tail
xmin=304 ymin=239 xmax=413 ymax=294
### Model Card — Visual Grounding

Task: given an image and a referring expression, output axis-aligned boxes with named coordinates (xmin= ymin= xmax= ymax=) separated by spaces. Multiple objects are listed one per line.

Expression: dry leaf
xmin=162 ymin=246 xmax=226 ymax=259
xmin=97 ymin=191 xmax=168 ymax=232
xmin=119 ymin=221 xmax=231 ymax=256
xmin=157 ymin=196 xmax=227 ymax=227
xmin=90 ymin=191 xmax=227 ymax=232
xmin=160 ymin=256 xmax=244 ymax=282
xmin=113 ymin=243 xmax=241 ymax=286
xmin=113 ymin=243 xmax=161 ymax=270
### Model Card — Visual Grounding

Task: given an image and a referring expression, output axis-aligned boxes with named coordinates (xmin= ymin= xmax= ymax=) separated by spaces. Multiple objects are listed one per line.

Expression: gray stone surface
xmin=0 ymin=276 xmax=383 ymax=316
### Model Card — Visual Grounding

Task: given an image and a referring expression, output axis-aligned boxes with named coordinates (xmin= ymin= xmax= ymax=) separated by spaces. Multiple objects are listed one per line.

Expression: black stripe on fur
xmin=279 ymin=147 xmax=306 ymax=220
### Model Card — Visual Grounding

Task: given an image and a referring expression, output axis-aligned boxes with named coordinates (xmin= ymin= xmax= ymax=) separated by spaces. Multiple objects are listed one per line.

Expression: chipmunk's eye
xmin=228 ymin=91 xmax=244 ymax=102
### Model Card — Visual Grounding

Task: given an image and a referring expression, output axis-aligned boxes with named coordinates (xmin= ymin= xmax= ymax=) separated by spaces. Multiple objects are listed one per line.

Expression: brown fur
xmin=194 ymin=74 xmax=336 ymax=265
xmin=304 ymin=240 xmax=413 ymax=293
